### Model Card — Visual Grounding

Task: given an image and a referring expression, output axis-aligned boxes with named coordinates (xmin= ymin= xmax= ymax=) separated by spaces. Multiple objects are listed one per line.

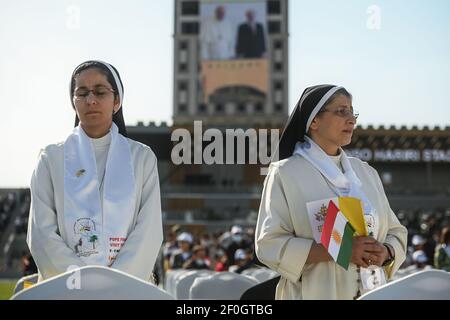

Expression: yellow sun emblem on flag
xmin=332 ymin=229 xmax=342 ymax=245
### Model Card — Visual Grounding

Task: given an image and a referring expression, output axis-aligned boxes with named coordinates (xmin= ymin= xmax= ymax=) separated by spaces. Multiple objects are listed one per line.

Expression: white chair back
xmin=358 ymin=269 xmax=450 ymax=300
xmin=251 ymin=268 xmax=279 ymax=283
xmin=175 ymin=270 xmax=214 ymax=299
xmin=164 ymin=269 xmax=189 ymax=296
xmin=189 ymin=272 xmax=258 ymax=300
xmin=11 ymin=266 xmax=174 ymax=300
xmin=241 ymin=268 xmax=259 ymax=277
xmin=13 ymin=273 xmax=39 ymax=295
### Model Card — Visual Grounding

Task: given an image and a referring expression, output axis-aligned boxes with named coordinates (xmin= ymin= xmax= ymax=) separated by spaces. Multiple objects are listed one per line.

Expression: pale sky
xmin=1 ymin=0 xmax=449 ymax=187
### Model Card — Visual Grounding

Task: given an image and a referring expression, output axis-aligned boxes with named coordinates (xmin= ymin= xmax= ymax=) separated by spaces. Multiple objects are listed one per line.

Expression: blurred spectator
xmin=21 ymin=251 xmax=37 ymax=276
xmin=15 ymin=216 xmax=22 ymax=233
xmin=434 ymin=227 xmax=450 ymax=271
xmin=214 ymin=249 xmax=229 ymax=272
xmin=219 ymin=225 xmax=248 ymax=266
xmin=403 ymin=234 xmax=427 ymax=267
xmin=171 ymin=224 xmax=182 ymax=236
xmin=412 ymin=234 xmax=426 ymax=249
xmin=229 ymin=248 xmax=254 ymax=274
xmin=412 ymin=250 xmax=430 ymax=268
xmin=397 ymin=249 xmax=432 ymax=278
xmin=169 ymin=232 xmax=193 ymax=269
xmin=183 ymin=245 xmax=210 ymax=270
xmin=200 ymin=233 xmax=213 ymax=257
xmin=162 ymin=230 xmax=178 ymax=271
xmin=419 ymin=214 xmax=439 ymax=263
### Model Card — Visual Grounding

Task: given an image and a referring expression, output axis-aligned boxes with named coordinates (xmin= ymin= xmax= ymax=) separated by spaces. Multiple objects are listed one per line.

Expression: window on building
xmin=198 ymin=103 xmax=207 ymax=113
xmin=215 ymin=104 xmax=224 ymax=113
xmin=255 ymin=103 xmax=264 ymax=113
xmin=267 ymin=0 xmax=281 ymax=14
xmin=274 ymin=81 xmax=283 ymax=90
xmin=179 ymin=41 xmax=188 ymax=50
xmin=179 ymin=81 xmax=187 ymax=90
xmin=181 ymin=22 xmax=199 ymax=35
xmin=178 ymin=105 xmax=188 ymax=114
xmin=274 ymin=62 xmax=283 ymax=72
xmin=179 ymin=63 xmax=188 ymax=72
xmin=274 ymin=40 xmax=283 ymax=49
xmin=275 ymin=104 xmax=283 ymax=112
xmin=237 ymin=104 xmax=246 ymax=113
xmin=185 ymin=174 xmax=213 ymax=185
xmin=268 ymin=21 xmax=281 ymax=34
xmin=181 ymin=1 xmax=199 ymax=16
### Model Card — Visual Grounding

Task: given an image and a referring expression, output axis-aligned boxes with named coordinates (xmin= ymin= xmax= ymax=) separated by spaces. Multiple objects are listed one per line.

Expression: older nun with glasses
xmin=27 ymin=60 xmax=163 ymax=283
xmin=255 ymin=85 xmax=407 ymax=299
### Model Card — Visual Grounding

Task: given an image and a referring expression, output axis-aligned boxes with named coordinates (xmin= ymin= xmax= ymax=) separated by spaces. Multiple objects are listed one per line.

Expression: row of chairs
xmin=10 ymin=266 xmax=450 ymax=300
xmin=164 ymin=267 xmax=279 ymax=300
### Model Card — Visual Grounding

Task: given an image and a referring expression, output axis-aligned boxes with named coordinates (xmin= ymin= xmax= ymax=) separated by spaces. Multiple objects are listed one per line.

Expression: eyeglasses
xmin=320 ymin=107 xmax=359 ymax=120
xmin=73 ymin=86 xmax=115 ymax=100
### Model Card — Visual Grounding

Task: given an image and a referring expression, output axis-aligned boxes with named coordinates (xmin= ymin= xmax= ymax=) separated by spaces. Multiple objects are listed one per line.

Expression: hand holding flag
xmin=320 ymin=197 xmax=367 ymax=270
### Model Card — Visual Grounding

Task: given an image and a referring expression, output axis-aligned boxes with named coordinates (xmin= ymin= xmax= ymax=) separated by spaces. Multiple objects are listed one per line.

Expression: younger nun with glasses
xmin=27 ymin=60 xmax=163 ymax=283
xmin=255 ymin=85 xmax=407 ymax=299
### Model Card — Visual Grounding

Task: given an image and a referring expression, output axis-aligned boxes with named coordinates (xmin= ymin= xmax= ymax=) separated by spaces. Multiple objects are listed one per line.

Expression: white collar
xmin=90 ymin=131 xmax=112 ymax=148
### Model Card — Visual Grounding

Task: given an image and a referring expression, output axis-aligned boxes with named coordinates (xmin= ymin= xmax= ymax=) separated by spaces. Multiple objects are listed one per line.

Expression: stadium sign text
xmin=346 ymin=148 xmax=450 ymax=162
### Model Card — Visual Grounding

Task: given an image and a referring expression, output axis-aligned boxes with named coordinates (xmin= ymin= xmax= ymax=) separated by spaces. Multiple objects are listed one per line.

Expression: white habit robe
xmin=255 ymin=155 xmax=408 ymax=300
xmin=27 ymin=133 xmax=163 ymax=283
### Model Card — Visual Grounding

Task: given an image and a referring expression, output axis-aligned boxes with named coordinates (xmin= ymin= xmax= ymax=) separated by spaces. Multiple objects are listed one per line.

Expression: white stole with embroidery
xmin=64 ymin=123 xmax=136 ymax=266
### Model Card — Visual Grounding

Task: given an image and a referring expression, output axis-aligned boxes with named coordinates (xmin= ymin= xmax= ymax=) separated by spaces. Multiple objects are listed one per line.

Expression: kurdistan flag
xmin=321 ymin=198 xmax=362 ymax=270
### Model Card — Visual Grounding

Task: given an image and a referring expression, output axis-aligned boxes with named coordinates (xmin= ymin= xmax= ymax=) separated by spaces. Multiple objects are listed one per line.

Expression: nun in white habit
xmin=255 ymin=85 xmax=407 ymax=299
xmin=27 ymin=60 xmax=163 ymax=283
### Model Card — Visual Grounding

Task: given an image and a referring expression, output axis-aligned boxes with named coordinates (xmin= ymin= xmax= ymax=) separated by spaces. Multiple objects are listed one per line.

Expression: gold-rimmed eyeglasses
xmin=73 ymin=86 xmax=115 ymax=100
xmin=320 ymin=107 xmax=359 ymax=120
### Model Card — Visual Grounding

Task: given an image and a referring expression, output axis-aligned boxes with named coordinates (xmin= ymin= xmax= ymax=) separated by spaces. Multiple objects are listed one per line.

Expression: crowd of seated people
xmin=395 ymin=208 xmax=450 ymax=272
xmin=0 ymin=191 xmax=17 ymax=233
xmin=16 ymin=190 xmax=30 ymax=234
xmin=160 ymin=225 xmax=260 ymax=279
xmin=0 ymin=190 xmax=30 ymax=236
